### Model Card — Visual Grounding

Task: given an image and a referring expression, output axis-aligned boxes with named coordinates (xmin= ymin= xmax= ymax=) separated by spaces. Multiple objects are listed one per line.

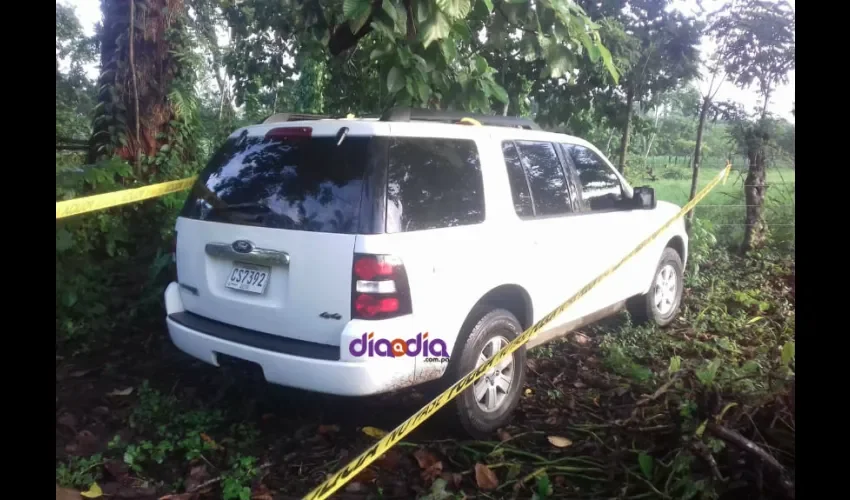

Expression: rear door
xmin=174 ymin=123 xmax=379 ymax=347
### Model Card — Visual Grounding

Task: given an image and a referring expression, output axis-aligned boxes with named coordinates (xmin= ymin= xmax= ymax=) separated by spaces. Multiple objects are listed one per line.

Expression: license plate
xmin=225 ymin=262 xmax=270 ymax=294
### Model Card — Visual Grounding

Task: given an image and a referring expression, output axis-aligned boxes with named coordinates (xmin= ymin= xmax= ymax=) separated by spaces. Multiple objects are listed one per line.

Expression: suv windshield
xmin=181 ymin=131 xmax=371 ymax=234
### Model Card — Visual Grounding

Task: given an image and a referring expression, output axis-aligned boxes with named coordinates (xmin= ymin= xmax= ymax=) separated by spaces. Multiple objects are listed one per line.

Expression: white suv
xmin=164 ymin=109 xmax=687 ymax=436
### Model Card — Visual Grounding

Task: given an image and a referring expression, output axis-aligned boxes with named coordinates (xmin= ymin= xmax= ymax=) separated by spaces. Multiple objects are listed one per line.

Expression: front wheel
xmin=451 ymin=308 xmax=526 ymax=439
xmin=627 ymin=247 xmax=684 ymax=327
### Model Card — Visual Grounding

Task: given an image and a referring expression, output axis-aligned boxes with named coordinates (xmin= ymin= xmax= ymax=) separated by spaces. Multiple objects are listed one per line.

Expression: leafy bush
xmin=56 ymin=158 xmax=186 ymax=345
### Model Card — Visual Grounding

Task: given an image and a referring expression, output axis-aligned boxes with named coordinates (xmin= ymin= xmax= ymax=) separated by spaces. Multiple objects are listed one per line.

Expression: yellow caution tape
xmin=302 ymin=164 xmax=732 ymax=500
xmin=56 ymin=176 xmax=197 ymax=219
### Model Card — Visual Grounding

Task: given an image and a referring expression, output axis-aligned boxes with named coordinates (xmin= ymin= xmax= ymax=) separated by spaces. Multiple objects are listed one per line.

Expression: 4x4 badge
xmin=232 ymin=240 xmax=253 ymax=253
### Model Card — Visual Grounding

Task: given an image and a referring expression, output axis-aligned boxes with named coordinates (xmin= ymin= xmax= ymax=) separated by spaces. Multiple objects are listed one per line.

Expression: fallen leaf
xmin=107 ymin=387 xmax=134 ymax=397
xmin=81 ymin=482 xmax=103 ymax=498
xmin=344 ymin=482 xmax=367 ymax=493
xmin=414 ymin=448 xmax=443 ymax=484
xmin=474 ymin=463 xmax=499 ymax=491
xmin=497 ymin=429 xmax=512 ymax=442
xmin=92 ymin=406 xmax=110 ymax=416
xmin=199 ymin=433 xmax=219 ymax=449
xmin=524 ymin=388 xmax=534 ymax=396
xmin=572 ymin=333 xmax=590 ymax=344
xmin=413 ymin=448 xmax=440 ymax=469
xmin=422 ymin=461 xmax=443 ymax=484
xmin=317 ymin=424 xmax=340 ymax=435
xmin=362 ymin=426 xmax=387 ymax=438
xmin=573 ymin=380 xmax=586 ymax=388
xmin=547 ymin=436 xmax=573 ymax=448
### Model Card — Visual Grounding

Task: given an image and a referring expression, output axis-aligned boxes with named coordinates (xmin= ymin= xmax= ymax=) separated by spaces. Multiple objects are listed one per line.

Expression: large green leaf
xmin=387 ymin=66 xmax=405 ymax=93
xmin=638 ymin=452 xmax=653 ymax=479
xmin=422 ymin=12 xmax=452 ymax=48
xmin=343 ymin=0 xmax=372 ymax=19
xmin=436 ymin=0 xmax=472 ymax=19
xmin=488 ymin=80 xmax=509 ymax=104
xmin=344 ymin=0 xmax=374 ymax=32
xmin=598 ymin=43 xmax=619 ymax=84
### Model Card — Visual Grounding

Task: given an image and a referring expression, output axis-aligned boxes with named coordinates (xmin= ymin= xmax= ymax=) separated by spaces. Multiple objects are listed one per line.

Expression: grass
xmin=632 ymin=164 xmax=796 ymax=248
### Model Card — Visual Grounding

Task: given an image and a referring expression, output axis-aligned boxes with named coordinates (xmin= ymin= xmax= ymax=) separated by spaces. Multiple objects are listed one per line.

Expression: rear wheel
xmin=627 ymin=247 xmax=684 ymax=327
xmin=450 ymin=308 xmax=526 ymax=439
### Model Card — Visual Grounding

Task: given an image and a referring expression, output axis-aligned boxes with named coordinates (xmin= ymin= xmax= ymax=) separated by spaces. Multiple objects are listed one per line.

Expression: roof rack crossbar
xmin=261 ymin=113 xmax=332 ymax=124
xmin=379 ymin=107 xmax=540 ymax=130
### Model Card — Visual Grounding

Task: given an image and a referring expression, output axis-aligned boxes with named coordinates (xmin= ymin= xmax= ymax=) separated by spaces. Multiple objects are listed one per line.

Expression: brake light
xmin=351 ymin=254 xmax=412 ymax=320
xmin=265 ymin=127 xmax=312 ymax=140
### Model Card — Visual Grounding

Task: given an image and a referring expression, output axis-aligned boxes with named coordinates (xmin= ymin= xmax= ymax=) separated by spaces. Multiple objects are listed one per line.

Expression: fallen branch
xmin=707 ymin=423 xmax=795 ymax=498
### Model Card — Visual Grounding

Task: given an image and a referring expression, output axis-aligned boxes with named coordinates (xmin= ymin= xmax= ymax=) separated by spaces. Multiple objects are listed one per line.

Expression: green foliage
xmin=222 ymin=455 xmax=261 ymax=500
xmin=221 ymin=0 xmax=619 ymax=115
xmin=56 ymin=454 xmax=104 ymax=489
xmin=712 ymin=0 xmax=795 ymax=107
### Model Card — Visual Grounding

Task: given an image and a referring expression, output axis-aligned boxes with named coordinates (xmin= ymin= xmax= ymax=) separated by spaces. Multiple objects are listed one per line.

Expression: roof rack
xmin=261 ymin=112 xmax=331 ymax=124
xmin=379 ymin=107 xmax=540 ymax=130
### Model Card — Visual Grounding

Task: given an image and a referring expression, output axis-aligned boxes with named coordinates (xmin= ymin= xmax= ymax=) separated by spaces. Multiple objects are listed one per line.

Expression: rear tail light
xmin=351 ymin=254 xmax=412 ymax=320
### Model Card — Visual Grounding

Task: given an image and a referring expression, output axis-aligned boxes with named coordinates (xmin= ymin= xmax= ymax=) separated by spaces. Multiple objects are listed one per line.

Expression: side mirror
xmin=633 ymin=186 xmax=657 ymax=209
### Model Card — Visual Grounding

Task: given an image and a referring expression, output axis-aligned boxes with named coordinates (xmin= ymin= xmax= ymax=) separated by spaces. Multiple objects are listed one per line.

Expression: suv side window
xmin=501 ymin=141 xmax=535 ymax=217
xmin=386 ymin=137 xmax=485 ymax=233
xmin=513 ymin=141 xmax=572 ymax=217
xmin=565 ymin=144 xmax=625 ymax=212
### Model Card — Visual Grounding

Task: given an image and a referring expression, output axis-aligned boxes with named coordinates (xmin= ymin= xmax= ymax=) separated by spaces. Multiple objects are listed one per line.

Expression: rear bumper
xmin=163 ymin=282 xmax=418 ymax=396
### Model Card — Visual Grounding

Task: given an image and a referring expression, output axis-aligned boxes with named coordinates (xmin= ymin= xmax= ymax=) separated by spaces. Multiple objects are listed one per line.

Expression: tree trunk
xmin=686 ymin=96 xmax=711 ymax=231
xmin=742 ymin=145 xmax=768 ymax=252
xmin=91 ymin=0 xmax=187 ymax=179
xmin=617 ymin=86 xmax=635 ymax=174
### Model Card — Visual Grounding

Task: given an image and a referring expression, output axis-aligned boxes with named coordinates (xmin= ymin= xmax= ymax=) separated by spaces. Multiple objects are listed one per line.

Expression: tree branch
xmin=328 ymin=1 xmax=383 ymax=56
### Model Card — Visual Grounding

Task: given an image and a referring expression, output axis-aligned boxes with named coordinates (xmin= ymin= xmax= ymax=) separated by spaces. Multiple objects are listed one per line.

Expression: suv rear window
xmin=181 ymin=130 xmax=371 ymax=234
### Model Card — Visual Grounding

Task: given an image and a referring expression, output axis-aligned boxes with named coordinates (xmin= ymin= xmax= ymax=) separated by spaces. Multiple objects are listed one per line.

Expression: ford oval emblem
xmin=232 ymin=240 xmax=253 ymax=254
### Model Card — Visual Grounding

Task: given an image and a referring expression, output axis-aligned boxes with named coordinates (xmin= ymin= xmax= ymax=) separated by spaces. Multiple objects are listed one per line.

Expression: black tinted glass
xmin=501 ymin=141 xmax=534 ymax=217
xmin=181 ymin=131 xmax=369 ymax=234
xmin=515 ymin=141 xmax=572 ymax=216
xmin=386 ymin=138 xmax=485 ymax=233
xmin=566 ymin=144 xmax=624 ymax=211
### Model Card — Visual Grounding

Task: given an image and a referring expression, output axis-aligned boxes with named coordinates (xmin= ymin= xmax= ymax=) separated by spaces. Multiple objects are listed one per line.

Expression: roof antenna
xmin=336 ymin=126 xmax=349 ymax=146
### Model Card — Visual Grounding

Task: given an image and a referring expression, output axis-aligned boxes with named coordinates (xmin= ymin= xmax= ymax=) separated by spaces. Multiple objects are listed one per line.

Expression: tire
xmin=449 ymin=308 xmax=527 ymax=439
xmin=626 ymin=247 xmax=684 ymax=327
